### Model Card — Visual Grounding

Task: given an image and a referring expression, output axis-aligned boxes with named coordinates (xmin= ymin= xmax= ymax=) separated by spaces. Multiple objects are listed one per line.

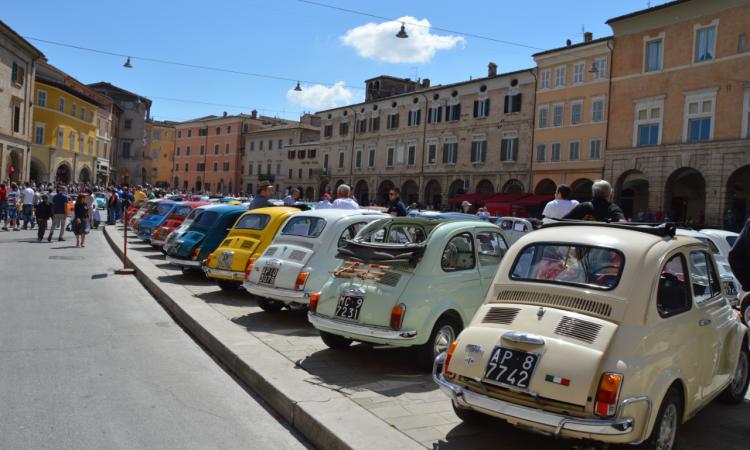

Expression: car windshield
xmin=281 ymin=217 xmax=326 ymax=238
xmin=94 ymin=193 xmax=105 ymax=198
xmin=235 ymin=214 xmax=270 ymax=230
xmin=195 ymin=211 xmax=219 ymax=227
xmin=511 ymin=243 xmax=625 ymax=290
xmin=696 ymin=237 xmax=720 ymax=254
xmin=172 ymin=205 xmax=192 ymax=217
xmin=185 ymin=208 xmax=203 ymax=221
xmin=154 ymin=204 xmax=174 ymax=216
xmin=726 ymin=236 xmax=737 ymax=247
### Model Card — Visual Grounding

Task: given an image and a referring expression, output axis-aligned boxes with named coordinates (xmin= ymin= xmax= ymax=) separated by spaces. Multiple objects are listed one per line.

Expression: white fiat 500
xmin=243 ymin=209 xmax=388 ymax=311
xmin=434 ymin=222 xmax=749 ymax=450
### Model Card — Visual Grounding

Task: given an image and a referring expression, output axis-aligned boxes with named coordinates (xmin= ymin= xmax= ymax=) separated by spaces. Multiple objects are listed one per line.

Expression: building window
xmin=213 ymin=162 xmax=218 ymax=171
xmin=407 ymin=109 xmax=421 ymax=126
xmin=742 ymin=90 xmax=750 ymax=138
xmin=427 ymin=106 xmax=442 ymax=123
xmin=695 ymin=24 xmax=716 ymax=62
xmin=538 ymin=105 xmax=549 ymax=128
xmin=592 ymin=97 xmax=605 ymax=122
xmin=369 ymin=116 xmax=380 ymax=131
xmin=200 ymin=144 xmax=205 ymax=155
xmin=427 ymin=143 xmax=437 ymax=164
xmin=35 ymin=124 xmax=45 ymax=144
xmin=569 ymin=141 xmax=580 ymax=161
xmin=500 ymin=134 xmax=519 ymax=161
xmin=324 ymin=125 xmax=333 ymax=137
xmin=88 ymin=139 xmax=93 ymax=154
xmin=470 ymin=139 xmax=487 ymax=163
xmin=188 ymin=129 xmax=193 ymax=137
xmin=590 ymin=139 xmax=602 ymax=160
xmin=573 ymin=62 xmax=584 ymax=84
xmin=368 ymin=147 xmax=375 ymax=167
xmin=214 ymin=144 xmax=219 ymax=154
xmin=356 ymin=118 xmax=367 ymax=133
xmin=198 ymin=128 xmax=207 ymax=137
xmin=536 ymin=144 xmax=546 ymax=163
xmin=298 ymin=168 xmax=302 ymax=179
xmin=386 ymin=146 xmax=395 ymax=166
xmin=88 ymin=111 xmax=93 ymax=123
xmin=266 ymin=163 xmax=272 ymax=175
xmin=276 ymin=164 xmax=281 ymax=176
xmin=80 ymin=107 xmax=85 ymax=121
xmin=540 ymin=70 xmax=550 ymax=89
xmin=11 ymin=61 xmax=25 ymax=85
xmin=551 ymin=143 xmax=561 ymax=162
xmin=339 ymin=122 xmax=350 ymax=136
xmin=249 ymin=141 xmax=254 ymax=151
xmin=323 ymin=153 xmax=329 ymax=168
xmin=122 ymin=141 xmax=131 ymax=158
xmin=71 ymin=103 xmax=77 ymax=117
xmin=184 ymin=163 xmax=189 ymax=172
xmin=446 ymin=104 xmax=461 ymax=121
xmin=68 ymin=132 xmax=75 ymax=150
xmin=226 ymin=143 xmax=230 ymax=154
xmin=215 ymin=127 xmax=221 ymax=135
xmin=684 ymin=92 xmax=715 ymax=143
xmin=308 ymin=168 xmax=313 ymax=178
xmin=634 ymin=98 xmax=664 ymax=146
xmin=248 ymin=164 xmax=253 ymax=175
xmin=552 ymin=103 xmax=564 ymax=127
xmin=308 ymin=149 xmax=316 ymax=158
xmin=571 ymin=101 xmax=583 ymax=125
xmin=57 ymin=127 xmax=64 ymax=147
xmin=387 ymin=113 xmax=400 ymax=129
xmin=37 ymin=90 xmax=47 ymax=107
xmin=338 ymin=151 xmax=345 ymax=168
xmin=152 ymin=130 xmax=161 ymax=140
xmin=407 ymin=144 xmax=416 ymax=165
xmin=186 ymin=145 xmax=191 ymax=156
xmin=197 ymin=163 xmax=205 ymax=172
xmin=355 ymin=149 xmax=362 ymax=168
xmin=12 ymin=103 xmax=21 ymax=132
xmin=645 ymin=38 xmax=663 ymax=72
xmin=175 ymin=163 xmax=179 ymax=172
xmin=223 ymin=162 xmax=230 ymax=171
xmin=592 ymin=57 xmax=608 ymax=79
xmin=442 ymin=142 xmax=458 ymax=164
xmin=554 ymin=66 xmax=566 ymax=87
xmin=504 ymin=94 xmax=522 ymax=113
xmin=473 ymin=98 xmax=490 ymax=118
xmin=739 ymin=33 xmax=748 ymax=53
xmin=259 ymin=140 xmax=264 ymax=150
xmin=269 ymin=140 xmax=273 ymax=150
xmin=298 ymin=150 xmax=305 ymax=159
xmin=124 ymin=119 xmax=132 ymax=129
xmin=288 ymin=150 xmax=295 ymax=159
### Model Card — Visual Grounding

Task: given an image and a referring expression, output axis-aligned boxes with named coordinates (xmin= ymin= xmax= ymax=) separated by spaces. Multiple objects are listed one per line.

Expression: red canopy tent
xmin=448 ymin=192 xmax=497 ymax=205
xmin=511 ymin=194 xmax=554 ymax=218
xmin=484 ymin=193 xmax=529 ymax=216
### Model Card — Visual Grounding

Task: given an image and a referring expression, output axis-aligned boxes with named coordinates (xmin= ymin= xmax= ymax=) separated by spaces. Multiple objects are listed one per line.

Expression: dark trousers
xmin=37 ymin=218 xmax=48 ymax=240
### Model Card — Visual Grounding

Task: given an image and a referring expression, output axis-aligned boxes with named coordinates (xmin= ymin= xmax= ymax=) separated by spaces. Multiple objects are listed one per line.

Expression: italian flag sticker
xmin=545 ymin=374 xmax=570 ymax=386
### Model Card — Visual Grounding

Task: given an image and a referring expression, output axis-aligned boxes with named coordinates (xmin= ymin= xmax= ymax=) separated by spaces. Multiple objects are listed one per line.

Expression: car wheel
xmin=285 ymin=302 xmax=308 ymax=313
xmin=640 ymin=387 xmax=681 ymax=450
xmin=217 ymin=280 xmax=241 ymax=291
xmin=719 ymin=346 xmax=750 ymax=404
xmin=319 ymin=331 xmax=352 ymax=349
xmin=452 ymin=401 xmax=488 ymax=424
xmin=256 ymin=297 xmax=284 ymax=312
xmin=741 ymin=296 xmax=750 ymax=327
xmin=415 ymin=316 xmax=462 ymax=372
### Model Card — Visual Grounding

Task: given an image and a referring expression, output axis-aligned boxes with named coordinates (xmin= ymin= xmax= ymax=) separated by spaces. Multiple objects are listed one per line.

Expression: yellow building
xmin=30 ymin=61 xmax=100 ymax=184
xmin=145 ymin=120 xmax=176 ymax=188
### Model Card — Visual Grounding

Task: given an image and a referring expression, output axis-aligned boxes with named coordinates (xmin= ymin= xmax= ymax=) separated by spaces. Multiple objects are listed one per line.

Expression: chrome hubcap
xmin=434 ymin=325 xmax=455 ymax=356
xmin=743 ymin=306 xmax=750 ymax=327
xmin=731 ymin=351 xmax=749 ymax=395
xmin=656 ymin=403 xmax=677 ymax=450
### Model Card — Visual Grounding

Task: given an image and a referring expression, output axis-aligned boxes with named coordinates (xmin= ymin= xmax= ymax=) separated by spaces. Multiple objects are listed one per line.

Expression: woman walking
xmin=72 ymin=193 xmax=89 ymax=247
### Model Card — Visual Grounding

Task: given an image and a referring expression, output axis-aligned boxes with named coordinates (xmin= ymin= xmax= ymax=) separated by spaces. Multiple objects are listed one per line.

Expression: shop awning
xmin=448 ymin=192 xmax=497 ymax=205
xmin=512 ymin=194 xmax=554 ymax=207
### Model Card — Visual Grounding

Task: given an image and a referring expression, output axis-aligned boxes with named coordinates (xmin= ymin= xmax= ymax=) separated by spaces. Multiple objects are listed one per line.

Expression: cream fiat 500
xmin=434 ymin=222 xmax=749 ymax=450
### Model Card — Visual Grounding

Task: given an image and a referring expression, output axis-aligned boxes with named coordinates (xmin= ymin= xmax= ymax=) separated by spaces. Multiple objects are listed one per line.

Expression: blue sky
xmin=6 ymin=0 xmax=665 ymax=122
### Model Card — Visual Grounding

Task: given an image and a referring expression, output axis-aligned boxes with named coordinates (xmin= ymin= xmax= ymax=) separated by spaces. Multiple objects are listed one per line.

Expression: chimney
xmin=223 ymin=111 xmax=227 ymax=117
xmin=566 ymin=39 xmax=572 ymax=47
xmin=421 ymin=78 xmax=430 ymax=88
xmin=584 ymin=32 xmax=593 ymax=43
xmin=488 ymin=62 xmax=498 ymax=77
xmin=251 ymin=109 xmax=257 ymax=119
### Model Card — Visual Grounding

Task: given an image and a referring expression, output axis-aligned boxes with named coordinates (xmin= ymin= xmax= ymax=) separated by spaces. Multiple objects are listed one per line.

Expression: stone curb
xmin=103 ymin=226 xmax=424 ymax=450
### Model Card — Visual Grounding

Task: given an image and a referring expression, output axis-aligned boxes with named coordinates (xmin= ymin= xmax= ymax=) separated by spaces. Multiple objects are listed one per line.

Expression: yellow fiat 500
xmin=203 ymin=206 xmax=300 ymax=290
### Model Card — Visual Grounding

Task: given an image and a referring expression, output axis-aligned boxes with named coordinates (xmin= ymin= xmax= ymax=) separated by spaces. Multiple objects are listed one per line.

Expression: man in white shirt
xmin=283 ymin=188 xmax=300 ymax=206
xmin=316 ymin=193 xmax=332 ymax=209
xmin=21 ymin=182 xmax=36 ymax=230
xmin=542 ymin=184 xmax=579 ymax=221
xmin=332 ymin=184 xmax=359 ymax=209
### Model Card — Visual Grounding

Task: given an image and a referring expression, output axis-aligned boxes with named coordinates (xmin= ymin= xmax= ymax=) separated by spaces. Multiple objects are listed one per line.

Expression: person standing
xmin=72 ymin=193 xmax=89 ymax=247
xmin=249 ymin=181 xmax=274 ymax=210
xmin=283 ymin=188 xmax=300 ymax=206
xmin=106 ymin=187 xmax=119 ymax=225
xmin=316 ymin=193 xmax=332 ymax=209
xmin=386 ymin=188 xmax=407 ymax=217
xmin=563 ymin=180 xmax=626 ymax=223
xmin=34 ymin=194 xmax=52 ymax=242
xmin=21 ymin=182 xmax=35 ymax=230
xmin=332 ymin=184 xmax=359 ymax=209
xmin=477 ymin=207 xmax=490 ymax=221
xmin=542 ymin=184 xmax=579 ymax=221
xmin=729 ymin=218 xmax=750 ymax=296
xmin=0 ymin=183 xmax=7 ymax=231
xmin=48 ymin=186 xmax=69 ymax=242
xmin=6 ymin=183 xmax=20 ymax=231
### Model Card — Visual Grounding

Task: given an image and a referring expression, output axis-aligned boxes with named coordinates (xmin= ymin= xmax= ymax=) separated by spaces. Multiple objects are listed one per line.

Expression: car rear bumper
xmin=244 ymin=281 xmax=307 ymax=303
xmin=203 ymin=267 xmax=245 ymax=280
xmin=166 ymin=256 xmax=202 ymax=268
xmin=432 ymin=353 xmax=648 ymax=443
xmin=308 ymin=312 xmax=417 ymax=342
xmin=151 ymin=239 xmax=166 ymax=247
xmin=136 ymin=232 xmax=152 ymax=241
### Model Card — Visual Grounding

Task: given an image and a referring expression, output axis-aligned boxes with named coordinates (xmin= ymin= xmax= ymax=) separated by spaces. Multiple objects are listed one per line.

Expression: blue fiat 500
xmin=136 ymin=201 xmax=181 ymax=242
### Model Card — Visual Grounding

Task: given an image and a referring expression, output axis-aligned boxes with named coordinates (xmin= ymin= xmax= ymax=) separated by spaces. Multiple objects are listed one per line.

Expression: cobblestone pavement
xmin=123 ymin=233 xmax=750 ymax=449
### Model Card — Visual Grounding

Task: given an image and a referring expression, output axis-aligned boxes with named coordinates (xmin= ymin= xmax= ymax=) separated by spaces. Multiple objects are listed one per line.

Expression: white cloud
xmin=286 ymin=81 xmax=356 ymax=110
xmin=341 ymin=16 xmax=464 ymax=64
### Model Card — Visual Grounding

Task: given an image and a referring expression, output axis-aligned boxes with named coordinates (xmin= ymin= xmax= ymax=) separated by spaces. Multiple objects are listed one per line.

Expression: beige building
xmin=315 ymin=65 xmax=536 ymax=208
xmin=145 ymin=120 xmax=176 ymax=187
xmin=0 ymin=21 xmax=44 ymax=183
xmin=242 ymin=114 xmax=320 ymax=198
xmin=604 ymin=0 xmax=750 ymax=226
xmin=532 ymin=33 xmax=612 ymax=201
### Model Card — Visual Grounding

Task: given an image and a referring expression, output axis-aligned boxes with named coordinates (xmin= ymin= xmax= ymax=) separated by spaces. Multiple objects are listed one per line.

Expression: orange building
xmin=604 ymin=0 xmax=750 ymax=225
xmin=144 ymin=120 xmax=176 ymax=188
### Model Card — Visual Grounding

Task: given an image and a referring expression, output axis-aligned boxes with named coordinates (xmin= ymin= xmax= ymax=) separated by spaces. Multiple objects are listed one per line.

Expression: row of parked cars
xmin=124 ymin=199 xmax=750 ymax=450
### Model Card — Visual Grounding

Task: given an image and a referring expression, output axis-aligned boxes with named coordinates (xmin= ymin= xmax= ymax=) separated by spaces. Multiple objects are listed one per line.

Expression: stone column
xmin=0 ymin=143 xmax=6 ymax=183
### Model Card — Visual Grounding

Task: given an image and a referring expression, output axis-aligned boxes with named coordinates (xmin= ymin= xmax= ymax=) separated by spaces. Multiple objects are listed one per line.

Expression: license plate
xmin=259 ymin=266 xmax=279 ymax=285
xmin=484 ymin=346 xmax=539 ymax=390
xmin=334 ymin=295 xmax=364 ymax=321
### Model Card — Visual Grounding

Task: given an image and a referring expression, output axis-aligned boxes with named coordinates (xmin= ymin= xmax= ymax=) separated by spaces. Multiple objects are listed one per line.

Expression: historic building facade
xmin=604 ymin=0 xmax=750 ymax=225
xmin=144 ymin=120 xmax=176 ymax=187
xmin=315 ymin=65 xmax=536 ymax=207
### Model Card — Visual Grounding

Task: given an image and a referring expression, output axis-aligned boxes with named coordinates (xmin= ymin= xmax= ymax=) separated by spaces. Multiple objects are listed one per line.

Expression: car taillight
xmin=389 ymin=304 xmax=406 ymax=330
xmin=295 ymin=272 xmax=309 ymax=290
xmin=594 ymin=372 xmax=623 ymax=418
xmin=443 ymin=340 xmax=459 ymax=377
xmin=191 ymin=247 xmax=201 ymax=260
xmin=244 ymin=258 xmax=256 ymax=280
xmin=309 ymin=292 xmax=320 ymax=313
xmin=206 ymin=254 xmax=213 ymax=267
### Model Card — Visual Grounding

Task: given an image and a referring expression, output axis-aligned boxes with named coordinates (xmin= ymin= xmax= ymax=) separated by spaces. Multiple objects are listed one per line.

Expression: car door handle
xmin=698 ymin=319 xmax=712 ymax=326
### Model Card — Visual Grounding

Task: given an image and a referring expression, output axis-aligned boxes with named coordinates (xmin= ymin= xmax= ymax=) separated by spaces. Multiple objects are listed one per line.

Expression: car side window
xmin=338 ymin=222 xmax=367 ymax=248
xmin=513 ymin=222 xmax=528 ymax=232
xmin=657 ymin=253 xmax=692 ymax=318
xmin=441 ymin=233 xmax=475 ymax=272
xmin=476 ymin=231 xmax=508 ymax=266
xmin=688 ymin=250 xmax=721 ymax=303
xmin=500 ymin=220 xmax=513 ymax=231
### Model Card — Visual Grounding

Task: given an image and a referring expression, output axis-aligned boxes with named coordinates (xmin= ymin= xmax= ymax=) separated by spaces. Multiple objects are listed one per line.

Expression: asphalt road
xmin=0 ymin=226 xmax=310 ymax=450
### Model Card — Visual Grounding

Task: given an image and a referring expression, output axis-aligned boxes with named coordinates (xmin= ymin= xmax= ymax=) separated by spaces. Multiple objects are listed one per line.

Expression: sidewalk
xmin=103 ymin=225 xmax=750 ymax=450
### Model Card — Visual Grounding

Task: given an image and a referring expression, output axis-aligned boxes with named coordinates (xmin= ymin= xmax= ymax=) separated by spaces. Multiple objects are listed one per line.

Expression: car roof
xmin=700 ymin=229 xmax=738 ymax=238
xmin=407 ymin=210 xmax=480 ymax=221
xmin=241 ymin=206 xmax=299 ymax=217
xmin=287 ymin=208 xmax=388 ymax=221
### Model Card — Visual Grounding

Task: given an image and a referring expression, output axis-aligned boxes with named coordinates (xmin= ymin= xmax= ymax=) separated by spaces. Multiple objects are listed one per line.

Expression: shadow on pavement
xmin=231 ymin=309 xmax=318 ymax=338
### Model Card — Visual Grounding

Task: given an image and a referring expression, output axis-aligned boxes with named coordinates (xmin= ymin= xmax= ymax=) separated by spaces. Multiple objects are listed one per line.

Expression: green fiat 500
xmin=308 ymin=217 xmax=510 ymax=370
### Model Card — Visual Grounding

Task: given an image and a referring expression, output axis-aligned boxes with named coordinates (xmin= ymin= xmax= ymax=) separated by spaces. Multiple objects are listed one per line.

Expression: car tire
xmin=452 ymin=401 xmax=488 ymax=424
xmin=320 ymin=331 xmax=352 ymax=349
xmin=640 ymin=387 xmax=682 ymax=450
xmin=256 ymin=297 xmax=284 ymax=312
xmin=218 ymin=280 xmax=241 ymax=291
xmin=415 ymin=316 xmax=462 ymax=372
xmin=718 ymin=345 xmax=750 ymax=404
xmin=740 ymin=296 xmax=750 ymax=327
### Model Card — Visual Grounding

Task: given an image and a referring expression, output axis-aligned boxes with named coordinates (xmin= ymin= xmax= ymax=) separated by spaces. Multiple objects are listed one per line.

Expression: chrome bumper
xmin=432 ymin=353 xmax=645 ymax=440
xmin=166 ymin=256 xmax=202 ymax=267
xmin=203 ymin=267 xmax=245 ymax=280
xmin=151 ymin=239 xmax=166 ymax=247
xmin=308 ymin=312 xmax=417 ymax=340
xmin=244 ymin=281 xmax=306 ymax=303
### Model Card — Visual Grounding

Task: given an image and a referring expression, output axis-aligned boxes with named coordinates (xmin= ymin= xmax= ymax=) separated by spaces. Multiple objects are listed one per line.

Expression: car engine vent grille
xmin=221 ymin=238 xmax=232 ymax=247
xmin=264 ymin=247 xmax=277 ymax=257
xmin=240 ymin=240 xmax=253 ymax=249
xmin=554 ymin=317 xmax=602 ymax=344
xmin=289 ymin=250 xmax=306 ymax=261
xmin=482 ymin=307 xmax=521 ymax=325
xmin=493 ymin=290 xmax=612 ymax=319
xmin=377 ymin=271 xmax=402 ymax=287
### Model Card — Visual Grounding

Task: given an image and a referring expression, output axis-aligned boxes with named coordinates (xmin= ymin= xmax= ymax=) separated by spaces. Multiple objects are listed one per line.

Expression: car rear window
xmin=186 ymin=208 xmax=203 ymax=221
xmin=235 ymin=214 xmax=270 ymax=230
xmin=172 ymin=205 xmax=192 ymax=217
xmin=155 ymin=204 xmax=173 ymax=216
xmin=195 ymin=211 xmax=219 ymax=227
xmin=281 ymin=217 xmax=326 ymax=238
xmin=696 ymin=237 xmax=719 ymax=254
xmin=726 ymin=236 xmax=737 ymax=247
xmin=511 ymin=243 xmax=624 ymax=290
